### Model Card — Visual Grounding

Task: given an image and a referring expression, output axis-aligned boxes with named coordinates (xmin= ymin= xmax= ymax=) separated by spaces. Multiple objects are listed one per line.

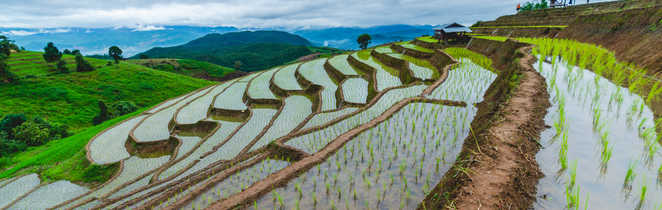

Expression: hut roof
xmin=434 ymin=22 xmax=472 ymax=33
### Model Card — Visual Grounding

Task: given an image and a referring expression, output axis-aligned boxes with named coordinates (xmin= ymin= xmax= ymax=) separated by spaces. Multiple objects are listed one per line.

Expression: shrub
xmin=92 ymin=101 xmax=110 ymax=125
xmin=0 ymin=137 xmax=27 ymax=157
xmin=12 ymin=120 xmax=51 ymax=146
xmin=0 ymin=113 xmax=27 ymax=138
xmin=75 ymin=53 xmax=95 ymax=72
xmin=43 ymin=42 xmax=63 ymax=63
xmin=56 ymin=60 xmax=69 ymax=73
xmin=109 ymin=101 xmax=138 ymax=118
xmin=0 ymin=60 xmax=18 ymax=84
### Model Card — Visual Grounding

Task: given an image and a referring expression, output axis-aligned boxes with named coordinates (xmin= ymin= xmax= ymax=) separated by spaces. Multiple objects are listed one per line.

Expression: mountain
xmin=1 ymin=26 xmax=238 ymax=56
xmin=292 ymin=24 xmax=437 ymax=49
xmin=134 ymin=31 xmax=331 ymax=71
xmin=1 ymin=24 xmax=436 ymax=56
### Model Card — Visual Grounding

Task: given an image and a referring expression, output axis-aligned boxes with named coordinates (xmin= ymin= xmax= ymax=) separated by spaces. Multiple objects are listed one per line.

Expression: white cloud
xmin=1 ymin=0 xmax=598 ymax=29
xmin=2 ymin=30 xmax=39 ymax=36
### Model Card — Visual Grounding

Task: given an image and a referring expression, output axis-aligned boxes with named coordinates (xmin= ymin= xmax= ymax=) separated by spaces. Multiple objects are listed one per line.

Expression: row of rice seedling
xmin=272 ymin=63 xmax=304 ymax=91
xmin=298 ymin=58 xmax=338 ymax=111
xmin=387 ymin=52 xmax=437 ymax=81
xmin=249 ymin=95 xmax=313 ymax=152
xmin=397 ymin=41 xmax=435 ymax=53
xmin=172 ymin=136 xmax=201 ymax=160
xmin=202 ymin=108 xmax=278 ymax=161
xmin=247 ymin=68 xmax=280 ymax=101
xmin=256 ymin=103 xmax=474 ymax=209
xmin=534 ymin=55 xmax=662 ymax=210
xmin=213 ymin=82 xmax=250 ymax=112
xmin=428 ymin=58 xmax=496 ymax=104
xmin=156 ymin=119 xmax=243 ymax=180
xmin=328 ymin=54 xmax=362 ymax=77
xmin=175 ymin=81 xmax=235 ymax=125
xmin=87 ymin=115 xmax=148 ymax=164
xmin=10 ymin=180 xmax=89 ymax=209
xmin=286 ymin=85 xmax=428 ymax=153
xmin=178 ymin=158 xmax=290 ymax=209
xmin=301 ymin=107 xmax=360 ymax=130
xmin=442 ymin=47 xmax=494 ymax=71
xmin=351 ymin=50 xmax=402 ymax=91
xmin=524 ymin=38 xmax=662 ymax=102
xmin=341 ymin=78 xmax=370 ymax=104
xmin=0 ymin=174 xmax=40 ymax=208
xmin=131 ymin=85 xmax=214 ymax=143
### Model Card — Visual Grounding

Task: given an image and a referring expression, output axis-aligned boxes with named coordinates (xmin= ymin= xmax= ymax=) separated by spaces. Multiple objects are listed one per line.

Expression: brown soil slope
xmin=473 ymin=0 xmax=662 ymax=73
xmin=420 ymin=39 xmax=550 ymax=209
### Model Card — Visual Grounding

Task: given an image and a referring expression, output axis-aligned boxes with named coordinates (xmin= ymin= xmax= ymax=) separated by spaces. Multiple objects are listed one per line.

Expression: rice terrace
xmin=0 ymin=0 xmax=661 ymax=209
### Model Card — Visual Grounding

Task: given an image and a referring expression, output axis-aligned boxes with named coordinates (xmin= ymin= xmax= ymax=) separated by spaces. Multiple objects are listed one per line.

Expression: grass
xmin=442 ymin=47 xmax=494 ymax=71
xmin=2 ymin=51 xmax=214 ymax=132
xmin=471 ymin=25 xmax=568 ymax=29
xmin=0 ymin=107 xmax=148 ymax=183
xmin=129 ymin=58 xmax=236 ymax=78
xmin=472 ymin=36 xmax=508 ymax=42
xmin=416 ymin=36 xmax=439 ymax=43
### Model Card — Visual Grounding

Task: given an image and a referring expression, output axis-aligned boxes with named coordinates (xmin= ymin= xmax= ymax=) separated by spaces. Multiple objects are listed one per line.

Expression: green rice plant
xmin=640 ymin=182 xmax=648 ymax=206
xmin=559 ymin=132 xmax=569 ymax=170
xmin=624 ymin=161 xmax=638 ymax=191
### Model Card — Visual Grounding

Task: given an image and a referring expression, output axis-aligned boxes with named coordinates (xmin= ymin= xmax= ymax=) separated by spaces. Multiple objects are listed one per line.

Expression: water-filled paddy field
xmin=534 ymin=56 xmax=662 ymax=209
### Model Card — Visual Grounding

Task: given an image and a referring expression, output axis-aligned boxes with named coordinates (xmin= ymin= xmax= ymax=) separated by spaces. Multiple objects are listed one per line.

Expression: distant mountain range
xmin=134 ymin=31 xmax=333 ymax=71
xmin=1 ymin=24 xmax=437 ymax=56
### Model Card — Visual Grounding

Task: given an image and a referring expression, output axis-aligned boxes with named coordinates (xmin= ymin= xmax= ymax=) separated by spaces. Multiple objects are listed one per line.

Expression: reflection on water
xmin=535 ymin=56 xmax=662 ymax=209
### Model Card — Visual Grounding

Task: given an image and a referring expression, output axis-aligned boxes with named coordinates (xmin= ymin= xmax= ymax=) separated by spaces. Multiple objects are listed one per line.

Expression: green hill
xmin=134 ymin=30 xmax=344 ymax=71
xmin=1 ymin=51 xmax=215 ymax=132
xmin=128 ymin=58 xmax=243 ymax=81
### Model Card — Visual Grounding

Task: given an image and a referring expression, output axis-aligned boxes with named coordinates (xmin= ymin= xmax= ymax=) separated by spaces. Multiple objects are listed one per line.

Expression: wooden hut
xmin=434 ymin=23 xmax=472 ymax=43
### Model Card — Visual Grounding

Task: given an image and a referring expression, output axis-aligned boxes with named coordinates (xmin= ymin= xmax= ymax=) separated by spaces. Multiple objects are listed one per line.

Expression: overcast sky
xmin=0 ymin=0 xmax=541 ymax=29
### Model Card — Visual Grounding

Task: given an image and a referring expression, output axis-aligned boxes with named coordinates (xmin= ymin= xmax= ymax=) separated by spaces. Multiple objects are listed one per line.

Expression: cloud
xmin=0 ymin=0 xmax=615 ymax=29
xmin=125 ymin=25 xmax=168 ymax=32
xmin=2 ymin=30 xmax=39 ymax=36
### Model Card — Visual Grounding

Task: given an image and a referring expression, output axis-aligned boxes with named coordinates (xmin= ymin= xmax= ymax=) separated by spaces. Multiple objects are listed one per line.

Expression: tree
xmin=108 ymin=46 xmax=123 ymax=64
xmin=43 ymin=42 xmax=62 ymax=63
xmin=0 ymin=113 xmax=27 ymax=139
xmin=63 ymin=49 xmax=72 ymax=55
xmin=139 ymin=54 xmax=149 ymax=59
xmin=93 ymin=101 xmax=110 ymax=125
xmin=75 ymin=53 xmax=95 ymax=72
xmin=56 ymin=60 xmax=69 ymax=73
xmin=71 ymin=49 xmax=80 ymax=55
xmin=357 ymin=34 xmax=372 ymax=50
xmin=0 ymin=36 xmax=13 ymax=57
xmin=0 ymin=59 xmax=18 ymax=84
xmin=233 ymin=60 xmax=243 ymax=70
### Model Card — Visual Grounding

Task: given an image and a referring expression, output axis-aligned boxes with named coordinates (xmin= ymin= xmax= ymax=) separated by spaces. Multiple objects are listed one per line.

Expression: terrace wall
xmin=473 ymin=1 xmax=662 ymax=73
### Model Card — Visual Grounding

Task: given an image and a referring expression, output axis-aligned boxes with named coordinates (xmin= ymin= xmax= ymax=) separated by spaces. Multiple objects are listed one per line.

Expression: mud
xmin=419 ymin=40 xmax=550 ymax=209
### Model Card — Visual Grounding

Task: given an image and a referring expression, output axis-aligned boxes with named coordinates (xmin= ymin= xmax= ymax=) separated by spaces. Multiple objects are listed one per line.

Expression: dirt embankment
xmin=420 ymin=39 xmax=550 ymax=209
xmin=473 ymin=0 xmax=662 ymax=73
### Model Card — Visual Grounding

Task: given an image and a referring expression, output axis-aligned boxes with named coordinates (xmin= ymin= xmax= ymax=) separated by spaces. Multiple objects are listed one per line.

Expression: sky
xmin=0 ymin=0 xmax=543 ymax=29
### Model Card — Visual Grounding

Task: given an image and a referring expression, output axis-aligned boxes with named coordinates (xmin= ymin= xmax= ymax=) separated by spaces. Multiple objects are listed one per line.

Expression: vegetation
xmin=75 ymin=53 xmax=95 ymax=72
xmin=108 ymin=46 xmax=123 ymax=64
xmin=42 ymin=42 xmax=62 ymax=63
xmin=470 ymin=25 xmax=568 ymax=29
xmin=416 ymin=36 xmax=439 ymax=43
xmin=1 ymin=50 xmax=214 ymax=132
xmin=0 ymin=107 xmax=147 ymax=182
xmin=129 ymin=58 xmax=236 ymax=79
xmin=357 ymin=34 xmax=372 ymax=49
xmin=134 ymin=31 xmax=337 ymax=71
xmin=519 ymin=0 xmax=549 ymax=12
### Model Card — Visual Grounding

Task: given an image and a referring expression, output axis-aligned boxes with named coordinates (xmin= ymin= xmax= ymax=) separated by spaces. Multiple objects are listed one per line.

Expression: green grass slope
xmin=1 ymin=51 xmax=215 ymax=132
xmin=128 ymin=58 xmax=237 ymax=81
